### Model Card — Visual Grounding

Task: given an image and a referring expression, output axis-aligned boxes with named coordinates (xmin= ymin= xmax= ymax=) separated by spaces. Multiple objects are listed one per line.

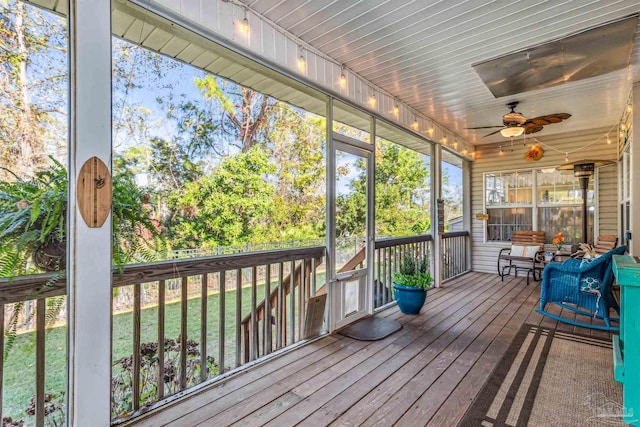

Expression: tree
xmin=167 ymin=146 xmax=276 ymax=248
xmin=0 ymin=0 xmax=68 ymax=179
xmin=193 ymin=75 xmax=275 ymax=153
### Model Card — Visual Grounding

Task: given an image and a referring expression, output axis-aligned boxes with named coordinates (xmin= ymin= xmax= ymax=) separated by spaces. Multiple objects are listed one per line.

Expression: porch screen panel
xmin=0 ymin=1 xmax=69 ymax=425
xmin=442 ymin=156 xmax=463 ymax=233
xmin=108 ymin=8 xmax=330 ymax=420
xmin=374 ymin=123 xmax=431 ymax=239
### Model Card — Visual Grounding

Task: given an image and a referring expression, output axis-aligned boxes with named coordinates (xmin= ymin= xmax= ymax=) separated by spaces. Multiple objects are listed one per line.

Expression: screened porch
xmin=0 ymin=1 xmax=639 ymax=427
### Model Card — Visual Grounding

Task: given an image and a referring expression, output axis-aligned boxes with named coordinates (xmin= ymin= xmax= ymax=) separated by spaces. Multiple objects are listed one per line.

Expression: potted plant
xmin=0 ymin=156 xmax=164 ymax=277
xmin=393 ymin=253 xmax=433 ymax=315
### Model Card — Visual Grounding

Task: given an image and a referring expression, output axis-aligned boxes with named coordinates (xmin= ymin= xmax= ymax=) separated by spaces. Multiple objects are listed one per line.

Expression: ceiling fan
xmin=466 ymin=101 xmax=571 ymax=138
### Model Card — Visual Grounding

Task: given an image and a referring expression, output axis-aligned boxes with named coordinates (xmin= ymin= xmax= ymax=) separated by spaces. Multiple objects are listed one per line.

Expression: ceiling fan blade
xmin=525 ymin=113 xmax=571 ymax=126
xmin=524 ymin=125 xmax=544 ymax=134
xmin=528 ymin=117 xmax=552 ymax=126
xmin=483 ymin=129 xmax=504 ymax=137
xmin=465 ymin=125 xmax=503 ymax=129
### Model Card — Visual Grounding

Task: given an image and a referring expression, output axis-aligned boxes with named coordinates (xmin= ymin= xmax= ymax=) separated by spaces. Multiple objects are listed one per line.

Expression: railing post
xmin=35 ymin=299 xmax=46 ymax=427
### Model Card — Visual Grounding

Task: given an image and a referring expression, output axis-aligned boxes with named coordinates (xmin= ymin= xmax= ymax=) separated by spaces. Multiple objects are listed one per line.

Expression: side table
xmin=612 ymin=254 xmax=640 ymax=426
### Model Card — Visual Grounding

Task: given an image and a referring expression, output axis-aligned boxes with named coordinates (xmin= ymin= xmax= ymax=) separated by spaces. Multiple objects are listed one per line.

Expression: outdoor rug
xmin=338 ymin=316 xmax=402 ymax=341
xmin=459 ymin=324 xmax=623 ymax=427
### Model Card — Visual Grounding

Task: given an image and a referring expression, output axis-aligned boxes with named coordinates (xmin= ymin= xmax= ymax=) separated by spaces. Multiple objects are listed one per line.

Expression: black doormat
xmin=458 ymin=324 xmax=622 ymax=427
xmin=338 ymin=316 xmax=402 ymax=341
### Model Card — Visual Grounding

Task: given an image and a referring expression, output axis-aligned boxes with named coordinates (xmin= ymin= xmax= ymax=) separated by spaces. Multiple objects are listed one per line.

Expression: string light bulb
xmin=393 ymin=103 xmax=399 ymax=116
xmin=297 ymin=46 xmax=306 ymax=71
xmin=369 ymin=88 xmax=376 ymax=107
xmin=339 ymin=66 xmax=346 ymax=88
xmin=471 ymin=151 xmax=477 ymax=160
xmin=452 ymin=141 xmax=458 ymax=149
xmin=240 ymin=8 xmax=249 ymax=33
xmin=627 ymin=105 xmax=632 ymax=113
xmin=462 ymin=149 xmax=468 ymax=155
xmin=428 ymin=126 xmax=434 ymax=134
xmin=607 ymin=136 xmax=612 ymax=144
xmin=565 ymin=152 xmax=569 ymax=163
xmin=499 ymin=146 xmax=504 ymax=155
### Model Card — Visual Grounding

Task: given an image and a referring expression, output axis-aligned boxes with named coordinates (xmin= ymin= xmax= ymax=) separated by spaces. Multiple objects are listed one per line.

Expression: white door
xmin=329 ymin=138 xmax=373 ymax=330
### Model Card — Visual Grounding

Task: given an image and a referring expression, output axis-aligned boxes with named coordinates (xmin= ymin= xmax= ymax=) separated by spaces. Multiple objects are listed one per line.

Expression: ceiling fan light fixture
xmin=500 ymin=126 xmax=524 ymax=138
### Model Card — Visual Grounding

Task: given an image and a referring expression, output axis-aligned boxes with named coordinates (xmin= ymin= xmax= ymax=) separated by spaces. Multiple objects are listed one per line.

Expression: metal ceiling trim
xmin=472 ymin=13 xmax=639 ymax=98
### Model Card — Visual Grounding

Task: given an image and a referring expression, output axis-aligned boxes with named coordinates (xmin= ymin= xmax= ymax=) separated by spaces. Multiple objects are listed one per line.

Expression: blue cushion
xmin=580 ymin=276 xmax=601 ymax=293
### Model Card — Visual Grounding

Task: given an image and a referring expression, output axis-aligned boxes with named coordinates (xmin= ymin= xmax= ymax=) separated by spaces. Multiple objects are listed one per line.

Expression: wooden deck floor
xmin=130 ymin=271 xmax=615 ymax=427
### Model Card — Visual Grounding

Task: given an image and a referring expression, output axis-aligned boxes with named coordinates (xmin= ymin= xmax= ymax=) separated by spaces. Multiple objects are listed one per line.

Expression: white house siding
xmin=471 ymin=127 xmax=618 ymax=274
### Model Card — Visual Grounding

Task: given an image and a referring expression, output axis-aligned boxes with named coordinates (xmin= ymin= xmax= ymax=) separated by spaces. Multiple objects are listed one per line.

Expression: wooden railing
xmin=373 ymin=234 xmax=433 ymax=309
xmin=238 ymin=246 xmax=366 ymax=363
xmin=441 ymin=231 xmax=470 ymax=281
xmin=239 ymin=254 xmax=324 ymax=364
xmin=0 ymin=232 xmax=471 ymax=424
xmin=0 ymin=272 xmax=65 ymax=427
xmin=0 ymin=245 xmax=325 ymax=424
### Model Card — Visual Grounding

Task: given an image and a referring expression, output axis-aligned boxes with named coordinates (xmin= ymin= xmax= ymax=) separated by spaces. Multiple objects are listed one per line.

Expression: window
xmin=537 ymin=169 xmax=593 ymax=244
xmin=484 ymin=169 xmax=595 ymax=243
xmin=485 ymin=171 xmax=533 ymax=241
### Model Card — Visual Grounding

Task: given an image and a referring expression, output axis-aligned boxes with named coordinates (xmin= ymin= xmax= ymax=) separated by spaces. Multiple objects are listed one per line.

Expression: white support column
xmin=325 ymin=97 xmax=335 ymax=331
xmin=463 ymin=159 xmax=472 ymax=271
xmin=67 ymin=0 xmax=112 ymax=425
xmin=631 ymin=82 xmax=640 ymax=255
xmin=367 ymin=117 xmax=376 ymax=315
xmin=431 ymin=145 xmax=442 ymax=287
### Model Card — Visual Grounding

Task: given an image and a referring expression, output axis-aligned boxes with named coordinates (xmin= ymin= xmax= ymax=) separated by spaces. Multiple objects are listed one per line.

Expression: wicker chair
xmin=536 ymin=245 xmax=626 ymax=331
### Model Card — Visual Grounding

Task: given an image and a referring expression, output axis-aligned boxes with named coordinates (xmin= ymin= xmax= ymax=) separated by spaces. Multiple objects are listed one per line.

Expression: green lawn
xmin=3 ymin=283 xmax=268 ymax=424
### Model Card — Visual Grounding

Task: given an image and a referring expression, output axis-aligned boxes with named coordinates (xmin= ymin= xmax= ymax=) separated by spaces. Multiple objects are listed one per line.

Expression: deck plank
xmin=126 ymin=272 xmax=611 ymax=427
xmin=352 ymin=279 xmax=530 ymax=426
xmin=394 ymin=282 xmax=539 ymax=425
xmin=192 ymin=274 xmax=502 ymax=425
xmin=233 ymin=274 xmax=521 ymax=427
xmin=426 ymin=283 xmax=542 ymax=426
xmin=166 ymin=273 xmax=489 ymax=426
xmin=297 ymin=276 xmax=528 ymax=427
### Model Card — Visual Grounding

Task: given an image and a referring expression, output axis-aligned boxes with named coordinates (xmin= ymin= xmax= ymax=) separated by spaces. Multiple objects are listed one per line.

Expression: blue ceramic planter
xmin=393 ymin=283 xmax=427 ymax=315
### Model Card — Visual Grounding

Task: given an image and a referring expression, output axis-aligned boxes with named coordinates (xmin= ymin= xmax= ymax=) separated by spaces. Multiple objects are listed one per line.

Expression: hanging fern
xmin=1 ymin=158 xmax=166 ymax=359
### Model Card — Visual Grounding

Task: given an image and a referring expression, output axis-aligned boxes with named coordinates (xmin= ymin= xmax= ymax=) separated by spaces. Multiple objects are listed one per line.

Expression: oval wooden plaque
xmin=77 ymin=156 xmax=112 ymax=228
